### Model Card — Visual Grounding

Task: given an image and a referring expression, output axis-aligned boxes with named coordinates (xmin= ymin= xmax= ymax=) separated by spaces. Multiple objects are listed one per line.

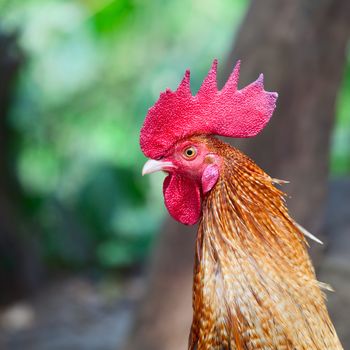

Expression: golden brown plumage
xmin=188 ymin=135 xmax=342 ymax=350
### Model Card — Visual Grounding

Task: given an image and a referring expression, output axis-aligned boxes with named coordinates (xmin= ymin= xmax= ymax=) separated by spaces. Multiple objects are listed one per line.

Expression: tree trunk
xmin=124 ymin=1 xmax=350 ymax=349
xmin=0 ymin=31 xmax=42 ymax=303
xmin=223 ymin=0 xmax=350 ymax=248
xmin=124 ymin=221 xmax=195 ymax=350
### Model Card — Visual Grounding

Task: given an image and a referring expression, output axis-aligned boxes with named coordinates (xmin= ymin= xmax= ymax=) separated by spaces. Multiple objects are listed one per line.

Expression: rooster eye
xmin=183 ymin=146 xmax=197 ymax=159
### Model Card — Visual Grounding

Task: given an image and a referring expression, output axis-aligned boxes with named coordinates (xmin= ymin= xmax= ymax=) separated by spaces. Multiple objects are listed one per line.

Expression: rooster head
xmin=140 ymin=60 xmax=278 ymax=225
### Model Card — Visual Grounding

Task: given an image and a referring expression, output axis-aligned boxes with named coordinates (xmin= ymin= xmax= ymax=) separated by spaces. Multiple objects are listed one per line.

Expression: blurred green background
xmin=0 ymin=0 xmax=349 ymax=272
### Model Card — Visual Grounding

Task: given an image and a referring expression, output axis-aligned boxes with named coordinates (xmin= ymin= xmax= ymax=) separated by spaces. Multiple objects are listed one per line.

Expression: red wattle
xmin=163 ymin=174 xmax=201 ymax=225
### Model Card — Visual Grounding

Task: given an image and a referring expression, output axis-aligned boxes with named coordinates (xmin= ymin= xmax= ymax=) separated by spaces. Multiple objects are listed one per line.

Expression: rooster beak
xmin=142 ymin=159 xmax=176 ymax=176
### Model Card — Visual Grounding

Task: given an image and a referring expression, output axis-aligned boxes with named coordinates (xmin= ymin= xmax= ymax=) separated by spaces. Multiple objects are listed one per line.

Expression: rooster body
xmin=140 ymin=60 xmax=343 ymax=349
xmin=188 ymin=135 xmax=341 ymax=349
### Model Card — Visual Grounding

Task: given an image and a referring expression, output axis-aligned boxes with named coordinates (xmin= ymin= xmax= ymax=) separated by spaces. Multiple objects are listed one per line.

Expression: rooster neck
xmin=189 ymin=144 xmax=342 ymax=350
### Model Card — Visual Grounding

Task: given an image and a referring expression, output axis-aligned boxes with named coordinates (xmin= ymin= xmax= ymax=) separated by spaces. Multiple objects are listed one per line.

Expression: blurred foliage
xmin=0 ymin=0 xmax=247 ymax=269
xmin=0 ymin=0 xmax=349 ymax=270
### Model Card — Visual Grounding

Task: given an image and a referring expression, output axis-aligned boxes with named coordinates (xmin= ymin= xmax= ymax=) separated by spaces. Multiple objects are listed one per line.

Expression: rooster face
xmin=142 ymin=136 xmax=221 ymax=225
xmin=140 ymin=60 xmax=277 ymax=225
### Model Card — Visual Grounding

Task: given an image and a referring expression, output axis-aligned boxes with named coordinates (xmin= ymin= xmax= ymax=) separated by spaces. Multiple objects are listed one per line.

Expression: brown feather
xmin=188 ymin=135 xmax=343 ymax=350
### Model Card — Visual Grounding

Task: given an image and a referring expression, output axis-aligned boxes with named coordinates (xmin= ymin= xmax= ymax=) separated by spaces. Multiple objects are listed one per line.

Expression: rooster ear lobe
xmin=201 ymin=164 xmax=220 ymax=194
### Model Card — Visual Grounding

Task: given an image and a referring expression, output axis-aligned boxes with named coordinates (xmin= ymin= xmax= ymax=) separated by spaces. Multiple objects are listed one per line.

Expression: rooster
xmin=140 ymin=60 xmax=343 ymax=349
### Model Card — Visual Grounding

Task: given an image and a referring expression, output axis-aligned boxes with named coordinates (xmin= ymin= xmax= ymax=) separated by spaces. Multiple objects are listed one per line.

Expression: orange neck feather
xmin=189 ymin=137 xmax=342 ymax=350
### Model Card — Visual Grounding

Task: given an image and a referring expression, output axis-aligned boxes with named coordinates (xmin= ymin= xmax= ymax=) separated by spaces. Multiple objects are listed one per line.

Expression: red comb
xmin=140 ymin=59 xmax=278 ymax=159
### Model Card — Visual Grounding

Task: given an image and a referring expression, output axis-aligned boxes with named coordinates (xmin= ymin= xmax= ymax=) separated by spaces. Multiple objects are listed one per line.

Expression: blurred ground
xmin=0 ymin=178 xmax=349 ymax=350
xmin=0 ymin=274 xmax=144 ymax=350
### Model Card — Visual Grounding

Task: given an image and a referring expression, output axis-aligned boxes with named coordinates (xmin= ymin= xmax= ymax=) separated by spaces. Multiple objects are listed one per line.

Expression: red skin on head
xmin=162 ymin=140 xmax=221 ymax=225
